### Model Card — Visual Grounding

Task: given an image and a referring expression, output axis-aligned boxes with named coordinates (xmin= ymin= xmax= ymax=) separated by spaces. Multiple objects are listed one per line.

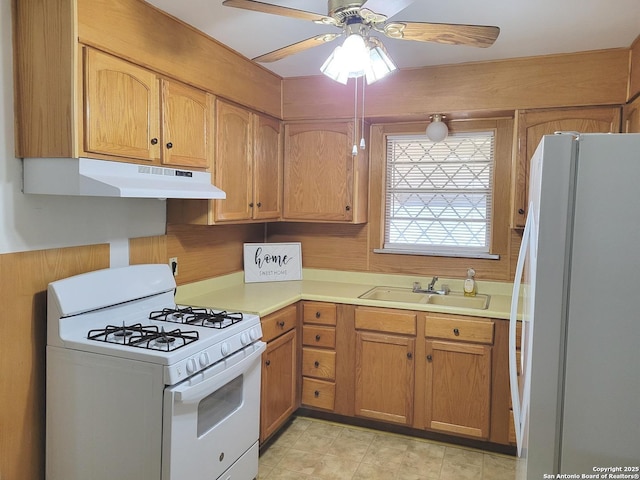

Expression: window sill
xmin=373 ymin=248 xmax=500 ymax=260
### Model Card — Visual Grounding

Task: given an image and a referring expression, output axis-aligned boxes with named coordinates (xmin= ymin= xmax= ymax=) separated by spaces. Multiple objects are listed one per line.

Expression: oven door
xmin=162 ymin=341 xmax=266 ymax=480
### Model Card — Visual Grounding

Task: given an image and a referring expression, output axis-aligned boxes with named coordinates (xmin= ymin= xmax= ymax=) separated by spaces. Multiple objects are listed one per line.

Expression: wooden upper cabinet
xmin=84 ymin=47 xmax=211 ymax=168
xmin=161 ymin=79 xmax=212 ymax=169
xmin=84 ymin=48 xmax=160 ymax=162
xmin=253 ymin=114 xmax=282 ymax=220
xmin=511 ymin=106 xmax=621 ymax=227
xmin=214 ymin=100 xmax=253 ymax=222
xmin=623 ymin=95 xmax=640 ymax=133
xmin=283 ymin=121 xmax=368 ymax=223
xmin=167 ymin=102 xmax=283 ymax=225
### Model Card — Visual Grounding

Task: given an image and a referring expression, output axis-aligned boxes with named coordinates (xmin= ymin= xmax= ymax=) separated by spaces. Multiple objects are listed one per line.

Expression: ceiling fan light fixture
xmin=365 ymin=38 xmax=397 ymax=84
xmin=320 ymin=45 xmax=349 ymax=84
xmin=426 ymin=114 xmax=449 ymax=142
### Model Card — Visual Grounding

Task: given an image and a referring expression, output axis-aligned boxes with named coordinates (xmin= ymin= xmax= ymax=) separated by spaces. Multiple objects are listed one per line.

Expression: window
xmin=383 ymin=131 xmax=496 ymax=258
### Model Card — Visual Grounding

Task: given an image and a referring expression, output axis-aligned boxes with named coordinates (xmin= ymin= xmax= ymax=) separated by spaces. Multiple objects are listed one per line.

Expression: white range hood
xmin=23 ymin=157 xmax=226 ymax=200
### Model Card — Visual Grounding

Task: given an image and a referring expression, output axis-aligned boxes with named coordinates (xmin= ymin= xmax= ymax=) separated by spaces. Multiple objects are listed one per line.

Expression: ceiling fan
xmin=222 ymin=0 xmax=500 ymax=64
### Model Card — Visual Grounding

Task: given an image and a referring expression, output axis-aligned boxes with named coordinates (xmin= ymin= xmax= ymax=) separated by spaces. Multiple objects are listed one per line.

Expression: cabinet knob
xmin=166 ymin=142 xmax=173 ymax=149
xmin=315 ymin=334 xmax=321 ymax=341
xmin=315 ymin=311 xmax=321 ymax=318
xmin=249 ymin=202 xmax=254 ymax=208
xmin=518 ymin=208 xmax=525 ymax=215
xmin=314 ymin=390 xmax=320 ymax=397
xmin=265 ymin=359 xmax=271 ymax=366
xmin=345 ymin=205 xmax=351 ymax=211
xmin=453 ymin=328 xmax=460 ymax=336
xmin=278 ymin=321 xmax=285 ymax=328
xmin=314 ymin=361 xmax=320 ymax=368
xmin=257 ymin=202 xmax=262 ymax=208
xmin=407 ymin=352 xmax=413 ymax=359
xmin=426 ymin=354 xmax=433 ymax=362
xmin=150 ymin=138 xmax=158 ymax=145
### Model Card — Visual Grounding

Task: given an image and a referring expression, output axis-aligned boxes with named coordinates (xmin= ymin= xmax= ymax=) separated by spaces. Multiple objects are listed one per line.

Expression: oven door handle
xmin=174 ymin=341 xmax=266 ymax=404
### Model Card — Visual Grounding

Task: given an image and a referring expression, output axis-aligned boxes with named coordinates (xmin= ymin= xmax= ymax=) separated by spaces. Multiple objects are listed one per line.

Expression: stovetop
xmin=46 ymin=264 xmax=264 ymax=385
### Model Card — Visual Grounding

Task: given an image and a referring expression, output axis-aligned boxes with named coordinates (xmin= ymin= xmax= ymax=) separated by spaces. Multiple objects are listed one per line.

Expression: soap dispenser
xmin=463 ymin=268 xmax=477 ymax=297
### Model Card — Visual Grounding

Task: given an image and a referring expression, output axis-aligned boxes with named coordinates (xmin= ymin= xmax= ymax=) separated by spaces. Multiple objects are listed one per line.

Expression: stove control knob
xmin=199 ymin=352 xmax=210 ymax=367
xmin=249 ymin=328 xmax=259 ymax=341
xmin=221 ymin=342 xmax=230 ymax=356
xmin=186 ymin=358 xmax=197 ymax=374
xmin=241 ymin=332 xmax=249 ymax=345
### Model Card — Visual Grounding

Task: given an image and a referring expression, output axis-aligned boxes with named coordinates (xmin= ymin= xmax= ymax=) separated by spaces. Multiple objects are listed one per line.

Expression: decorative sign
xmin=243 ymin=243 xmax=302 ymax=283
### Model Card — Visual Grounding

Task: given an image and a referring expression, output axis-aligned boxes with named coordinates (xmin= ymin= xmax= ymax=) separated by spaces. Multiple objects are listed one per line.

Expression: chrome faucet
xmin=412 ymin=276 xmax=449 ymax=295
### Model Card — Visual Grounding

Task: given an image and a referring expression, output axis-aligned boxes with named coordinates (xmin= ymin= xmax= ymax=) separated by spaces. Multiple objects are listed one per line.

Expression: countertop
xmin=176 ymin=269 xmax=516 ymax=320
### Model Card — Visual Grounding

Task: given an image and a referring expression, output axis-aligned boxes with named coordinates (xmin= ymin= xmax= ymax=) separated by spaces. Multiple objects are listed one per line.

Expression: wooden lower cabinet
xmin=422 ymin=314 xmax=494 ymax=440
xmin=354 ymin=307 xmax=417 ymax=425
xmin=424 ymin=340 xmax=492 ymax=439
xmin=300 ymin=301 xmax=338 ymax=411
xmin=260 ymin=306 xmax=298 ymax=443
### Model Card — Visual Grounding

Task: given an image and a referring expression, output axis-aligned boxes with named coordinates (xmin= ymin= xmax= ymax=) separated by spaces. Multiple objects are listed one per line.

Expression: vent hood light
xmin=23 ymin=158 xmax=226 ymax=200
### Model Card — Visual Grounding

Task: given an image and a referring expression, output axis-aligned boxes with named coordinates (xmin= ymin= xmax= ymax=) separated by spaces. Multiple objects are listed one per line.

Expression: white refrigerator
xmin=510 ymin=133 xmax=640 ymax=479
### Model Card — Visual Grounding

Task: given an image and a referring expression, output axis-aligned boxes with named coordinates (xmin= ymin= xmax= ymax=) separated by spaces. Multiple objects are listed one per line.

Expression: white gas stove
xmin=46 ymin=264 xmax=265 ymax=480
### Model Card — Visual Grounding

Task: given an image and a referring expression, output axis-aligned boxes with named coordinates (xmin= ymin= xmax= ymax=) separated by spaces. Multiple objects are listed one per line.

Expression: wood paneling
xmin=78 ymin=0 xmax=281 ymax=118
xmin=283 ymin=49 xmax=629 ymax=120
xmin=129 ymin=235 xmax=168 ymax=265
xmin=166 ymin=223 xmax=264 ymax=285
xmin=629 ymin=34 xmax=640 ymax=100
xmin=268 ymin=222 xmax=369 ymax=271
xmin=0 ymin=245 xmax=109 ymax=480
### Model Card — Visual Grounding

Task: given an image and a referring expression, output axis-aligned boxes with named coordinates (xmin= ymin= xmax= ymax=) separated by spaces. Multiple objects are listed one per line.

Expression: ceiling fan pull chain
xmin=352 ymin=77 xmax=358 ymax=156
xmin=360 ymin=76 xmax=366 ymax=149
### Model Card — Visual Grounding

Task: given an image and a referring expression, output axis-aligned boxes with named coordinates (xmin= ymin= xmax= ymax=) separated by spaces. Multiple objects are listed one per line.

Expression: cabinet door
xmin=260 ymin=329 xmax=297 ymax=443
xmin=161 ymin=79 xmax=211 ymax=169
xmin=354 ymin=331 xmax=414 ymax=425
xmin=214 ymin=100 xmax=253 ymax=221
xmin=512 ymin=107 xmax=620 ymax=227
xmin=84 ymin=48 xmax=160 ymax=162
xmin=283 ymin=122 xmax=354 ymax=221
xmin=623 ymin=95 xmax=640 ymax=133
xmin=425 ymin=340 xmax=492 ymax=439
xmin=253 ymin=114 xmax=282 ymax=220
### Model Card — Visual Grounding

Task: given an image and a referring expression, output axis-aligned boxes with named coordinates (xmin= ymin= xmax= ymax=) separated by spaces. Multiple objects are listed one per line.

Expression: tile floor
xmin=258 ymin=416 xmax=518 ymax=480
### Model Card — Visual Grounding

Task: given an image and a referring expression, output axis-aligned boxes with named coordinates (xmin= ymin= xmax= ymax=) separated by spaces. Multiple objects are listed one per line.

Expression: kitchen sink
xmin=359 ymin=286 xmax=490 ymax=310
xmin=425 ymin=292 xmax=490 ymax=310
xmin=358 ymin=286 xmax=431 ymax=304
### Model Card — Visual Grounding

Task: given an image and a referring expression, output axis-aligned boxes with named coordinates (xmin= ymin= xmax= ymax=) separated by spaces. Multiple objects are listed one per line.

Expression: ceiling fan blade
xmin=222 ymin=0 xmax=337 ymax=25
xmin=253 ymin=34 xmax=340 ymax=63
xmin=361 ymin=0 xmax=414 ymax=20
xmin=384 ymin=21 xmax=500 ymax=48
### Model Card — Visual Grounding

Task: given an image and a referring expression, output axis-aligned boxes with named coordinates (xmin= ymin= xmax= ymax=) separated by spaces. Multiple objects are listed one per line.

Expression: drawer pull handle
xmin=150 ymin=138 xmax=158 ymax=145
xmin=315 ymin=311 xmax=321 ymax=318
xmin=453 ymin=328 xmax=460 ymax=336
xmin=314 ymin=390 xmax=320 ymax=397
xmin=265 ymin=360 xmax=271 ymax=366
xmin=426 ymin=354 xmax=433 ymax=362
xmin=315 ymin=334 xmax=321 ymax=341
xmin=278 ymin=321 xmax=285 ymax=328
xmin=407 ymin=352 xmax=413 ymax=359
xmin=314 ymin=361 xmax=320 ymax=368
xmin=166 ymin=142 xmax=173 ymax=149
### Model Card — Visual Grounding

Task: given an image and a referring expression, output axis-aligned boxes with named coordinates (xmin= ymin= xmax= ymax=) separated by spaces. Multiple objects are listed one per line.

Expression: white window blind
xmin=384 ymin=132 xmax=495 ymax=256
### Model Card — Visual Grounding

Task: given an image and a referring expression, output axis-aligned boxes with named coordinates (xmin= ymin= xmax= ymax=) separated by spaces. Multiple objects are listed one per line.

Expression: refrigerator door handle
xmin=509 ymin=206 xmax=532 ymax=457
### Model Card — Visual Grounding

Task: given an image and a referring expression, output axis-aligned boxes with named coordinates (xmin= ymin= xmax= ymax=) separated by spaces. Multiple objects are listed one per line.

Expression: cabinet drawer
xmin=301 ymin=377 xmax=335 ymax=410
xmin=302 ymin=348 xmax=336 ymax=380
xmin=425 ymin=315 xmax=494 ymax=344
xmin=302 ymin=325 xmax=336 ymax=348
xmin=303 ymin=302 xmax=337 ymax=326
xmin=261 ymin=305 xmax=297 ymax=343
xmin=355 ymin=307 xmax=416 ymax=335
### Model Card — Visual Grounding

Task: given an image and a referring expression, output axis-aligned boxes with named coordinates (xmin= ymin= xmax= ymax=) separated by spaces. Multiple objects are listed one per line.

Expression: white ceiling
xmin=146 ymin=0 xmax=640 ymax=79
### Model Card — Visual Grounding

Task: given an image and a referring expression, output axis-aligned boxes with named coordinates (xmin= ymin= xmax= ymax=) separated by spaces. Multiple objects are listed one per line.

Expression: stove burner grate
xmin=149 ymin=307 xmax=244 ymax=329
xmin=88 ymin=323 xmax=199 ymax=352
